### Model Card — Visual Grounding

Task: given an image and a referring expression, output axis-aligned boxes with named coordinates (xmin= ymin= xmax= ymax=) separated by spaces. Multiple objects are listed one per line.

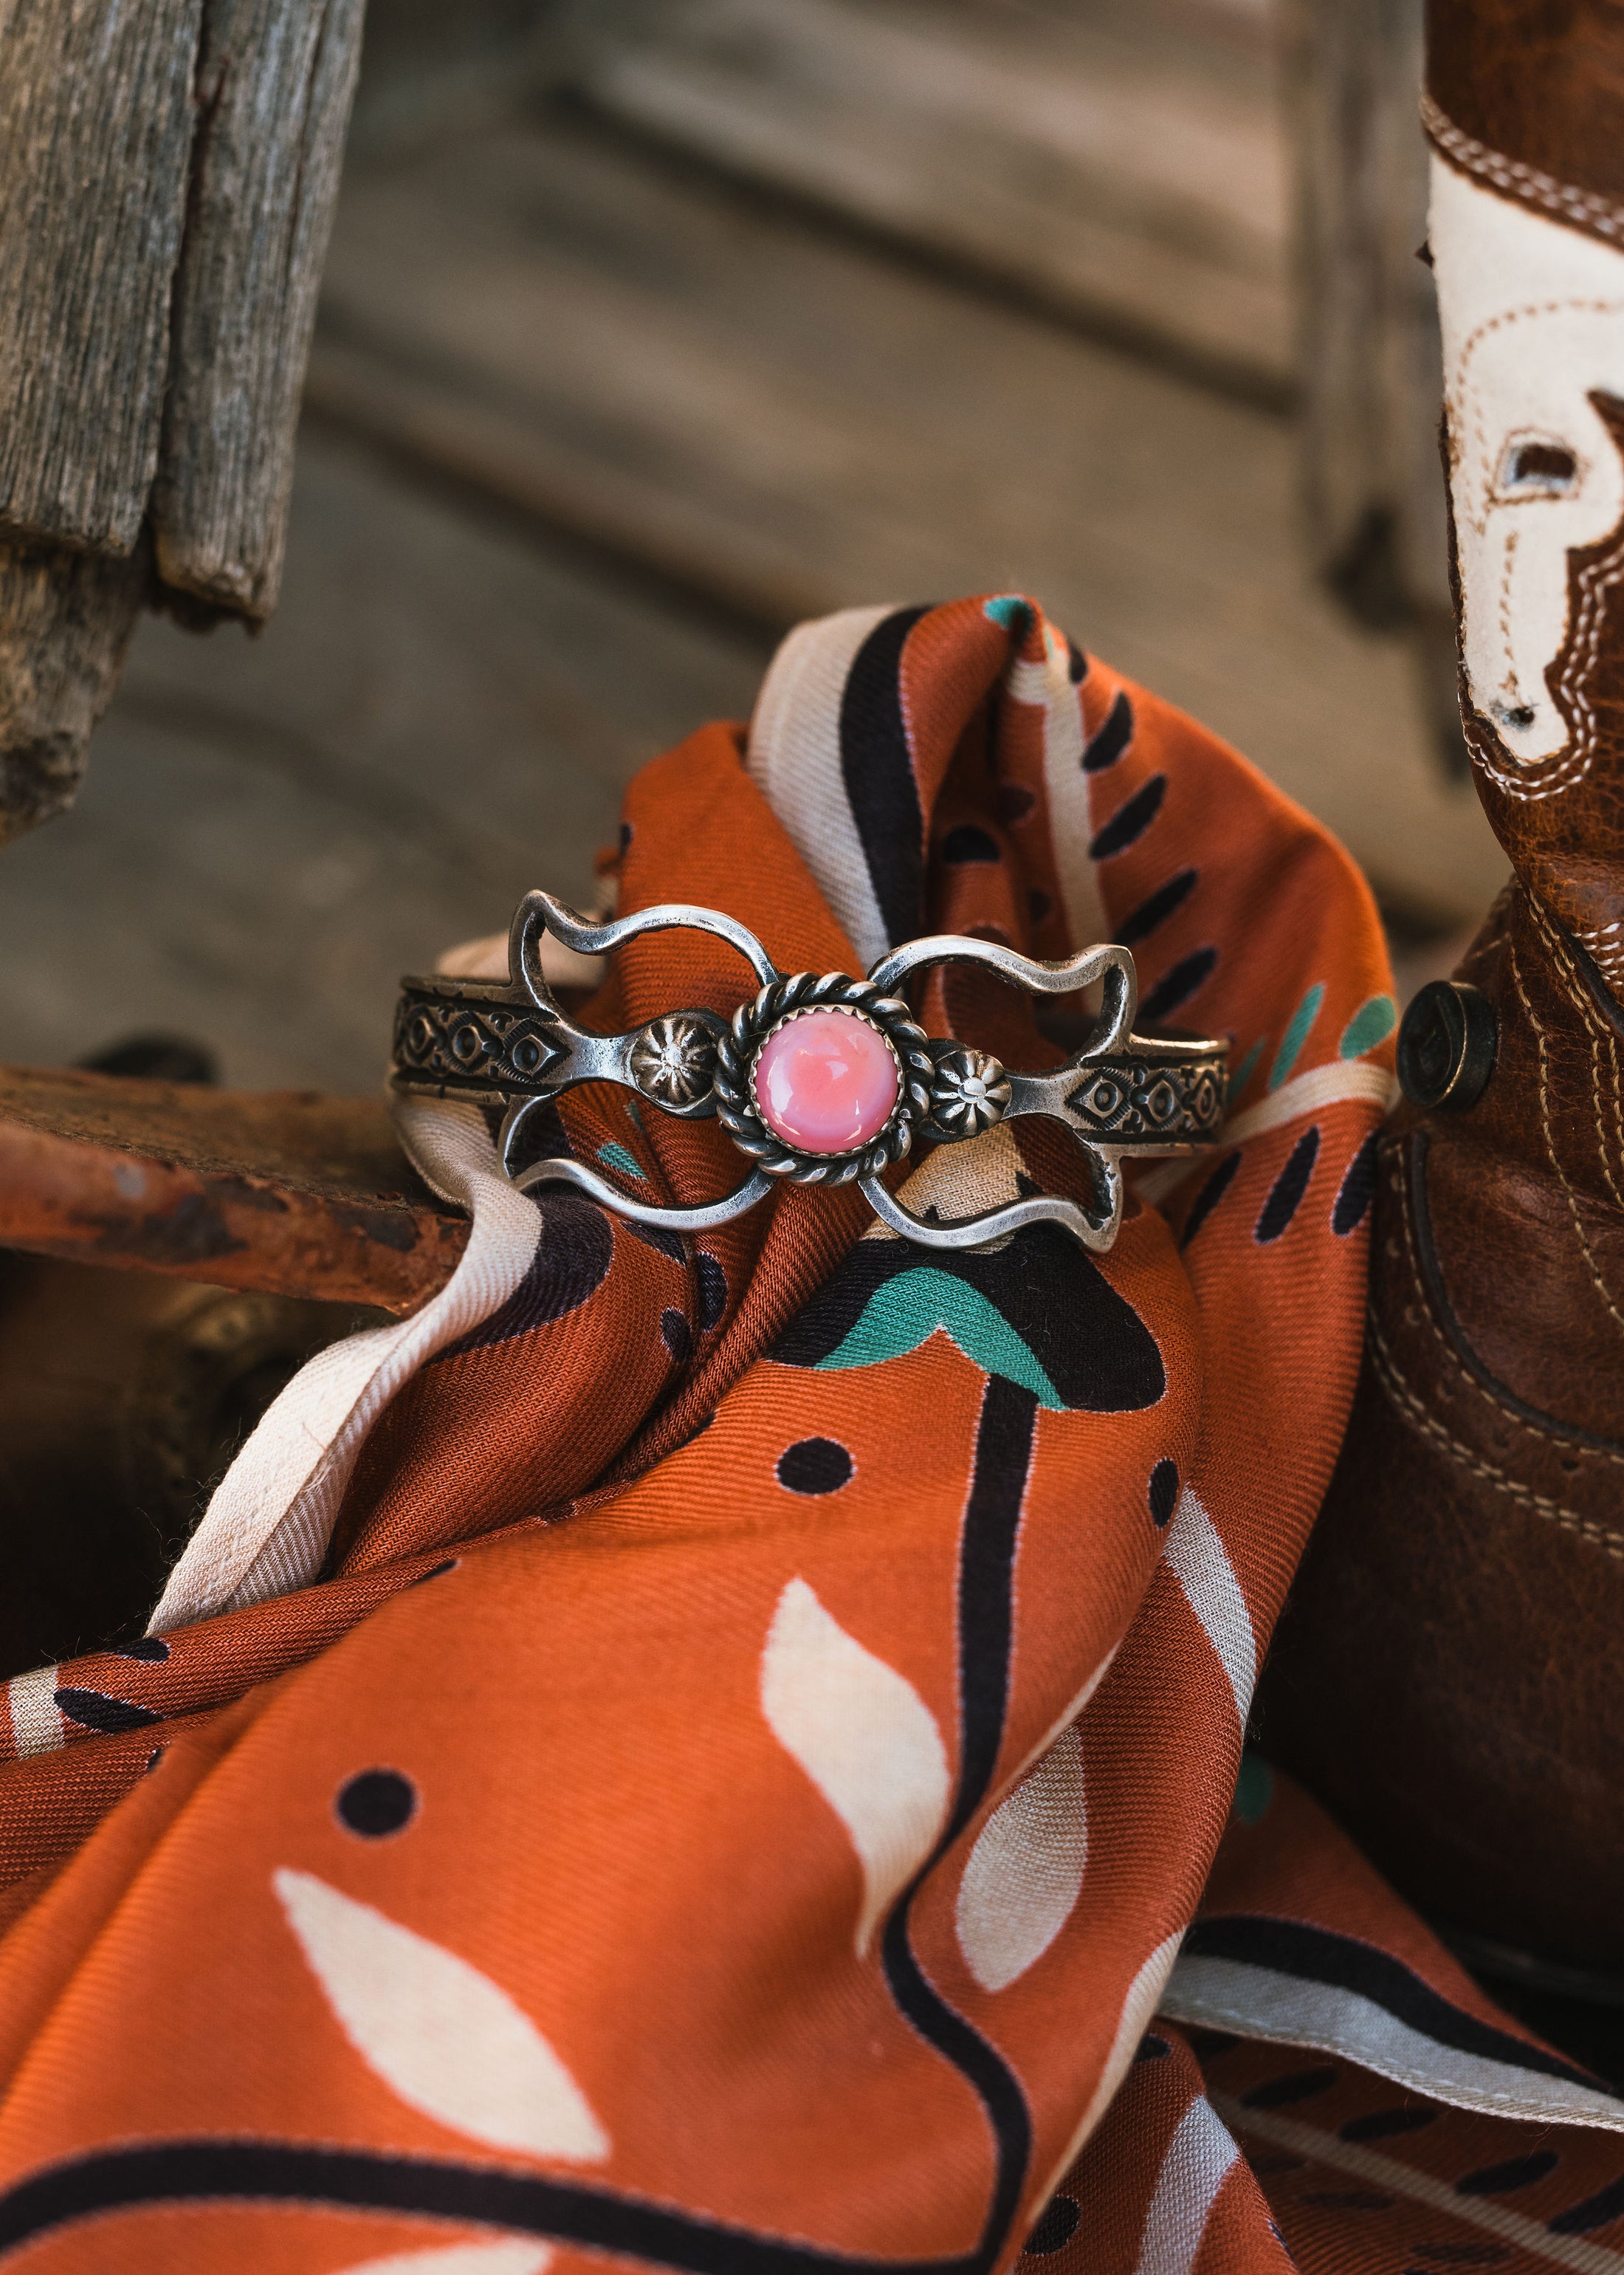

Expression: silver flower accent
xmin=630 ymin=1014 xmax=716 ymax=1108
xmin=929 ymin=1046 xmax=1011 ymax=1138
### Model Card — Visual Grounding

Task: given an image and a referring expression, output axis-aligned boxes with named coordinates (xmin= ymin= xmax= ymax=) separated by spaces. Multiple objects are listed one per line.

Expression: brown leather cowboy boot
xmin=1261 ymin=0 xmax=1624 ymax=1980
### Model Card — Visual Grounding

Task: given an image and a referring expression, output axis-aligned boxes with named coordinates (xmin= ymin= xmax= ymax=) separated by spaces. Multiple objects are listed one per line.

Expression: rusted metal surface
xmin=0 ymin=1066 xmax=468 ymax=1313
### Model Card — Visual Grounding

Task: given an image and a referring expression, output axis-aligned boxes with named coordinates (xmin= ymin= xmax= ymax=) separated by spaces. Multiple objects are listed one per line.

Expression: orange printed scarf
xmin=0 ymin=597 xmax=1617 ymax=2275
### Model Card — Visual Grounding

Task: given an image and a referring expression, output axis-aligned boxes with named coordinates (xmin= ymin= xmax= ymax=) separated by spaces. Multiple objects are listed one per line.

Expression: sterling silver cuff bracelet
xmin=390 ymin=893 xmax=1228 ymax=1252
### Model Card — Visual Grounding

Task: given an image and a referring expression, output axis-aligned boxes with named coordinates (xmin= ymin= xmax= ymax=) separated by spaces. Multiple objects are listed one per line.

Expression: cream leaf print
xmin=338 ymin=2248 xmax=553 ymax=2275
xmin=275 ymin=1869 xmax=608 ymax=2163
xmin=760 ymin=1576 xmax=952 ymax=1955
xmin=955 ymin=1725 xmax=1086 ymax=1991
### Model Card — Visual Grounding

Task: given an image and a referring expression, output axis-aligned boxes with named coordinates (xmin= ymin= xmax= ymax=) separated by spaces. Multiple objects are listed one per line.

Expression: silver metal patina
xmin=390 ymin=892 xmax=1229 ymax=1252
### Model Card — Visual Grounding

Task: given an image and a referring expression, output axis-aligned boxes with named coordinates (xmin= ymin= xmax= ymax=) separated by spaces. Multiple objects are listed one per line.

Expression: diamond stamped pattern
xmin=393 ymin=991 xmax=564 ymax=1090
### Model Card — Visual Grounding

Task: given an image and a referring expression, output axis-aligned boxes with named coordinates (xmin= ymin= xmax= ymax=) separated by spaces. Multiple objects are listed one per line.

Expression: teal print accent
xmin=596 ymin=1142 xmax=647 ymax=1182
xmin=1338 ymin=993 xmax=1397 ymax=1060
xmin=983 ymin=594 xmax=1033 ymax=636
xmin=1232 ymin=1751 xmax=1274 ymax=1826
xmin=813 ymin=1269 xmax=1065 ymax=1407
xmin=1268 ymin=983 xmax=1326 ymax=1091
xmin=1227 ymin=1037 xmax=1264 ymax=1105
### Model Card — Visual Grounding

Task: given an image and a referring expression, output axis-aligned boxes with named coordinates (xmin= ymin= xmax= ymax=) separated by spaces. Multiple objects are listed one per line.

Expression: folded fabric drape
xmin=0 ymin=596 xmax=1614 ymax=2274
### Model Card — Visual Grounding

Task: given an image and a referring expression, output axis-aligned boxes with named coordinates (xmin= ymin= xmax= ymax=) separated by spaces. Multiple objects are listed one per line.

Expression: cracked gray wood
xmin=0 ymin=0 xmax=364 ymax=840
xmin=0 ymin=0 xmax=203 ymax=557
xmin=153 ymin=0 xmax=366 ymax=619
xmin=0 ymin=543 xmax=146 ymax=844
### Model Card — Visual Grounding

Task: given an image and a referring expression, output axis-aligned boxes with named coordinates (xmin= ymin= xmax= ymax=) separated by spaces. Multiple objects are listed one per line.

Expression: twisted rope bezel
xmin=713 ymin=972 xmax=934 ymax=1184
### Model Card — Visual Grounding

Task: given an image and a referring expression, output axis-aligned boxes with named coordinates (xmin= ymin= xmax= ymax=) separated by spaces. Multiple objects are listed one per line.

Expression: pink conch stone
xmin=753 ymin=1009 xmax=900 ymax=1154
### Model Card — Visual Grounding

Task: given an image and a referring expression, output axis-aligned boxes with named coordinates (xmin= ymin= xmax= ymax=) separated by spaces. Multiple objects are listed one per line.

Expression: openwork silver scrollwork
xmin=389 ymin=891 xmax=1228 ymax=1251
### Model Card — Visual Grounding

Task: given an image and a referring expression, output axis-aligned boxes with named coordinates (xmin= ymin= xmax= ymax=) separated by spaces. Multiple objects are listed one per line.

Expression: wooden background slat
xmin=0 ymin=541 xmax=145 ymax=840
xmin=309 ymin=113 xmax=1505 ymax=924
xmin=0 ymin=0 xmax=203 ymax=555
xmin=574 ymin=0 xmax=1295 ymax=405
xmin=154 ymin=0 xmax=368 ymax=620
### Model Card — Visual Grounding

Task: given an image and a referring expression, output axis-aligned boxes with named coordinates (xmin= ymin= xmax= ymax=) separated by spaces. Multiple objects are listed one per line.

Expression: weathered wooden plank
xmin=312 ymin=117 xmax=1507 ymax=923
xmin=573 ymin=0 xmax=1295 ymax=403
xmin=152 ymin=0 xmax=366 ymax=619
xmin=0 ymin=539 xmax=146 ymax=843
xmin=1284 ymin=0 xmax=1445 ymax=617
xmin=0 ymin=0 xmax=366 ymax=840
xmin=0 ymin=0 xmax=203 ymax=555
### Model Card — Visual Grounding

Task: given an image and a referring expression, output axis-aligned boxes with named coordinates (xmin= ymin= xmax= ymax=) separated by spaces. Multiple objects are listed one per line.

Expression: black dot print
xmin=777 ymin=1438 xmax=854 ymax=1495
xmin=996 ymin=783 xmax=1036 ymax=826
xmin=661 ymin=1308 xmax=692 ymax=1365
xmin=1089 ymin=772 xmax=1166 ymax=859
xmin=407 ymin=1556 xmax=460 ymax=1589
xmin=1141 ymin=946 xmax=1218 ymax=1023
xmin=1082 ymin=690 xmax=1134 ymax=773
xmin=1340 ymin=2105 xmax=1437 ymax=2144
xmin=1552 ymin=2177 xmax=1624 ymax=2236
xmin=1240 ymin=2065 xmax=1340 ymax=2110
xmin=1135 ymin=2033 xmax=1171 ymax=2062
xmin=1332 ymin=1131 xmax=1379 ymax=1236
xmin=112 ymin=1636 xmax=171 ymax=1663
xmin=695 ymin=1252 xmax=728 ymax=1332
xmin=337 ymin=1768 xmax=419 ymax=1839
xmin=1148 ymin=1459 xmax=1179 ymax=1527
xmin=618 ymin=821 xmax=633 ymax=854
xmin=1027 ymin=888 xmax=1052 ymax=925
xmin=1457 ymin=2152 xmax=1559 ymax=2197
xmin=1067 ymin=639 xmax=1088 ymax=684
xmin=1256 ymin=1126 xmax=1321 ymax=1244
xmin=1180 ymin=1150 xmax=1242 ymax=1249
xmin=1185 ymin=2027 xmax=1239 ymax=2059
xmin=942 ymin=824 xmax=1000 ymax=864
xmin=54 ymin=1688 xmax=159 ymax=1735
xmin=1118 ymin=868 xmax=1197 ymax=948
xmin=1025 ymin=2195 xmax=1081 ymax=2257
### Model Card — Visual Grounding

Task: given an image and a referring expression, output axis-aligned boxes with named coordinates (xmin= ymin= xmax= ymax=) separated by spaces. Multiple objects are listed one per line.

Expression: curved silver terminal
xmin=867 ymin=934 xmax=1138 ymax=1055
xmin=513 ymin=891 xmax=780 ymax=1001
xmin=860 ymin=1156 xmax=1124 ymax=1255
xmin=515 ymin=1153 xmax=774 ymax=1233
xmin=391 ymin=893 xmax=1225 ymax=1255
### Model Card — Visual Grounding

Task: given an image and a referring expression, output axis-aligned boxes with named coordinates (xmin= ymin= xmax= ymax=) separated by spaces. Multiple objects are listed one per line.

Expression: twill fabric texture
xmin=0 ymin=596 xmax=1616 ymax=2275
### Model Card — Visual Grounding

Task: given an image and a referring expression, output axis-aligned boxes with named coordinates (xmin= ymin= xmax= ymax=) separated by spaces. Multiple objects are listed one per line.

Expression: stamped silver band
xmin=392 ymin=891 xmax=1228 ymax=1252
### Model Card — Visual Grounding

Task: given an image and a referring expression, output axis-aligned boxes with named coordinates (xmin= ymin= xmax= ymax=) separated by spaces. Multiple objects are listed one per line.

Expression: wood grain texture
xmin=0 ymin=0 xmax=365 ymax=839
xmin=153 ymin=0 xmax=366 ymax=618
xmin=312 ymin=115 xmax=1506 ymax=922
xmin=0 ymin=0 xmax=203 ymax=555
xmin=1286 ymin=0 xmax=1447 ymax=614
xmin=573 ymin=0 xmax=1294 ymax=404
xmin=0 ymin=540 xmax=146 ymax=843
